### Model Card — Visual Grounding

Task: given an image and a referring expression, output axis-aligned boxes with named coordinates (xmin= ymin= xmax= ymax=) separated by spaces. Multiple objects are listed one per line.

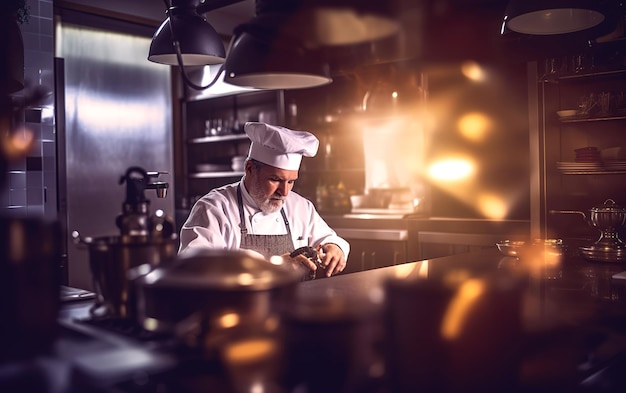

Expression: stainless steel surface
xmin=60 ymin=285 xmax=96 ymax=302
xmin=57 ymin=21 xmax=174 ymax=290
xmin=335 ymin=228 xmax=408 ymax=241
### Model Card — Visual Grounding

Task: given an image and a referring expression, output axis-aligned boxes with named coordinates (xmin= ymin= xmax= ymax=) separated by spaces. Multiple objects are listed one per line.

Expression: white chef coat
xmin=178 ymin=180 xmax=350 ymax=259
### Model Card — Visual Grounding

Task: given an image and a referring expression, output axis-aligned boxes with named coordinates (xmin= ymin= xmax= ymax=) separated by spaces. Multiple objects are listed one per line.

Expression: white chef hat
xmin=245 ymin=122 xmax=319 ymax=170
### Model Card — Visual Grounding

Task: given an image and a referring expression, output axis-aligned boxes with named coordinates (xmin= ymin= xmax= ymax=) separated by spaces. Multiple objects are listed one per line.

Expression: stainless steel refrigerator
xmin=56 ymin=15 xmax=174 ymax=290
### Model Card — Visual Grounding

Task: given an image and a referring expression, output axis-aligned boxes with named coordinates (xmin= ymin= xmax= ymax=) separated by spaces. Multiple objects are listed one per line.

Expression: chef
xmin=179 ymin=122 xmax=349 ymax=277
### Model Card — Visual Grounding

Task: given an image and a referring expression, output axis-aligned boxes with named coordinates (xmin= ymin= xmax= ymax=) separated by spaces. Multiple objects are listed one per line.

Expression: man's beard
xmin=249 ymin=176 xmax=284 ymax=214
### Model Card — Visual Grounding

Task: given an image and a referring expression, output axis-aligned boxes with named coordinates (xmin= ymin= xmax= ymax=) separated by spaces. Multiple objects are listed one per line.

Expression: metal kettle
xmin=550 ymin=199 xmax=626 ymax=249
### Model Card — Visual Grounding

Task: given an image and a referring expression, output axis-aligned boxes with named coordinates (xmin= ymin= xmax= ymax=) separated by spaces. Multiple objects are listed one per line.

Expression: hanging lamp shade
xmin=259 ymin=0 xmax=400 ymax=48
xmin=223 ymin=27 xmax=332 ymax=89
xmin=503 ymin=0 xmax=605 ymax=35
xmin=148 ymin=0 xmax=225 ymax=66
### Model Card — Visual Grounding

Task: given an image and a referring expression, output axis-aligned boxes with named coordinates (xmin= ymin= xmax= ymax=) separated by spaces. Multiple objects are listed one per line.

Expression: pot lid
xmin=138 ymin=248 xmax=303 ymax=291
xmin=591 ymin=199 xmax=626 ymax=213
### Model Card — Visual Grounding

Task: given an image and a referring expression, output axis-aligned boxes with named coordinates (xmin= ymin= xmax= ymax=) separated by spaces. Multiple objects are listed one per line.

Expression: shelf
xmin=189 ymin=171 xmax=244 ymax=179
xmin=188 ymin=134 xmax=248 ymax=144
xmin=541 ymin=68 xmax=626 ymax=83
xmin=557 ymin=68 xmax=626 ymax=81
xmin=559 ymin=114 xmax=626 ymax=123
xmin=559 ymin=170 xmax=626 ymax=175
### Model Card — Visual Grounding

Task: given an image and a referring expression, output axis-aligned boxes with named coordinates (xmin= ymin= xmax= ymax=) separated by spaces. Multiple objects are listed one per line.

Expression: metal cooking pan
xmin=132 ymin=248 xmax=304 ymax=336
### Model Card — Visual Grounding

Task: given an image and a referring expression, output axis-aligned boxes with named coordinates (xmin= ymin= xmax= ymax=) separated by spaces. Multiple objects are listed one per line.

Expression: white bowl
xmin=350 ymin=195 xmax=364 ymax=209
xmin=556 ymin=109 xmax=578 ymax=118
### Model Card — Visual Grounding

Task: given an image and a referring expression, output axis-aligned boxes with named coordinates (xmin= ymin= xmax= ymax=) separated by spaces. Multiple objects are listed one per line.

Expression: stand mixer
xmin=550 ymin=199 xmax=626 ymax=263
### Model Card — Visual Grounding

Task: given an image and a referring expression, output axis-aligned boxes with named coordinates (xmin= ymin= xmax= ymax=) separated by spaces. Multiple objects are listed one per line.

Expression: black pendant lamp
xmin=502 ymin=0 xmax=606 ymax=35
xmin=223 ymin=0 xmax=403 ymax=90
xmin=148 ymin=0 xmax=226 ymax=66
xmin=223 ymin=21 xmax=332 ymax=89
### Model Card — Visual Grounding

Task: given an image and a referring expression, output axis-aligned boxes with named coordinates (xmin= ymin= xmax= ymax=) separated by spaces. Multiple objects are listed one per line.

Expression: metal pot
xmin=73 ymin=231 xmax=177 ymax=319
xmin=132 ymin=249 xmax=303 ymax=337
xmin=550 ymin=199 xmax=626 ymax=232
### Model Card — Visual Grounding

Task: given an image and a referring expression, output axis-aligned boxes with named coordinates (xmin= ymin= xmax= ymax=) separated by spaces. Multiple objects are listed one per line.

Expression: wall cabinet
xmin=535 ymin=46 xmax=626 ymax=241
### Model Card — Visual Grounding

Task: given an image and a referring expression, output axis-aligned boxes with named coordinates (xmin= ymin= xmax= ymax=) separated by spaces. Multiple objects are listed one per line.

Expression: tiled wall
xmin=2 ymin=0 xmax=56 ymax=219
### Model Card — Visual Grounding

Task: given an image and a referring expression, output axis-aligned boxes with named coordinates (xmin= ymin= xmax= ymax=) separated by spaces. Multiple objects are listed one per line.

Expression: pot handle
xmin=548 ymin=210 xmax=587 ymax=220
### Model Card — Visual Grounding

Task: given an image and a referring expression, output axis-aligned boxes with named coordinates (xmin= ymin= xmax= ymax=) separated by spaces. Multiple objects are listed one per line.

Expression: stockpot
xmin=132 ymin=248 xmax=304 ymax=336
xmin=73 ymin=231 xmax=178 ymax=319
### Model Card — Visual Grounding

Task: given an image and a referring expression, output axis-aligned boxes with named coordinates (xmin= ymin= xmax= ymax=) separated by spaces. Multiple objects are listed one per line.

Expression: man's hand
xmin=319 ymin=243 xmax=346 ymax=277
xmin=282 ymin=252 xmax=318 ymax=275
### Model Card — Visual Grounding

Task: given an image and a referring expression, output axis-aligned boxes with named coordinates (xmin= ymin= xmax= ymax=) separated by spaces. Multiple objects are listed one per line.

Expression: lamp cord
xmin=173 ymin=40 xmax=224 ymax=90
xmin=164 ymin=0 xmax=224 ymax=91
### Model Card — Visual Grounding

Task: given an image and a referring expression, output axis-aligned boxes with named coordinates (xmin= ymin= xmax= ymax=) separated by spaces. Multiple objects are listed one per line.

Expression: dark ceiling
xmin=60 ymin=0 xmax=255 ymax=35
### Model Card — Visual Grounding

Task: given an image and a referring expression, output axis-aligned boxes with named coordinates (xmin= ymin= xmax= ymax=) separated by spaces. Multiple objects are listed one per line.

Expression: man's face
xmin=245 ymin=161 xmax=298 ymax=214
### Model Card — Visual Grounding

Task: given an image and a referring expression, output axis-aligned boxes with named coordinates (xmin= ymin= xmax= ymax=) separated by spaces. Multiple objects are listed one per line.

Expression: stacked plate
xmin=604 ymin=161 xmax=626 ymax=171
xmin=574 ymin=146 xmax=601 ymax=162
xmin=556 ymin=161 xmax=603 ymax=174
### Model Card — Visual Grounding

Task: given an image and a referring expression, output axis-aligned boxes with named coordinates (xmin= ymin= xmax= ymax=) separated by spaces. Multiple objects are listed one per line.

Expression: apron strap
xmin=237 ymin=183 xmax=291 ymax=237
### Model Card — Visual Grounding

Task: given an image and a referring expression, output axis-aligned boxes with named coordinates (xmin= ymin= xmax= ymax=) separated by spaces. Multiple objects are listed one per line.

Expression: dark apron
xmin=237 ymin=185 xmax=295 ymax=258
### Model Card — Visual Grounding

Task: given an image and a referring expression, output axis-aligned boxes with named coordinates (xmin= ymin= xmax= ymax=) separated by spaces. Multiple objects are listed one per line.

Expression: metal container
xmin=73 ymin=231 xmax=177 ymax=319
xmin=550 ymin=199 xmax=626 ymax=262
xmin=550 ymin=199 xmax=626 ymax=232
xmin=133 ymin=249 xmax=303 ymax=335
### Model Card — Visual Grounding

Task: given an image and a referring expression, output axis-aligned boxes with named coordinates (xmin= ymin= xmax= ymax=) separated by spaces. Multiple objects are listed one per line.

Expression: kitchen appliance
xmin=550 ymin=199 xmax=626 ymax=262
xmin=74 ymin=167 xmax=177 ymax=319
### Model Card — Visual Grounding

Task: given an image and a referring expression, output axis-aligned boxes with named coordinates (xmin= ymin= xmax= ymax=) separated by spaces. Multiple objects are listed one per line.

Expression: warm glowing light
xmin=394 ymin=262 xmax=422 ymax=279
xmin=269 ymin=255 xmax=285 ymax=266
xmin=217 ymin=312 xmax=241 ymax=329
xmin=1 ymin=126 xmax=35 ymax=160
xmin=441 ymin=278 xmax=486 ymax=340
xmin=143 ymin=318 xmax=159 ymax=331
xmin=427 ymin=158 xmax=475 ymax=181
xmin=461 ymin=61 xmax=486 ymax=82
xmin=237 ymin=273 xmax=255 ymax=285
xmin=416 ymin=260 xmax=429 ymax=279
xmin=457 ymin=112 xmax=491 ymax=142
xmin=392 ymin=91 xmax=399 ymax=99
xmin=223 ymin=338 xmax=276 ymax=364
xmin=478 ymin=193 xmax=508 ymax=219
